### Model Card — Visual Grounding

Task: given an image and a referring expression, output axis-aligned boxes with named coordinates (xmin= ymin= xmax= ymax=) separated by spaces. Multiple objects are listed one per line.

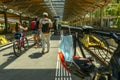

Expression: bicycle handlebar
xmin=61 ymin=25 xmax=120 ymax=44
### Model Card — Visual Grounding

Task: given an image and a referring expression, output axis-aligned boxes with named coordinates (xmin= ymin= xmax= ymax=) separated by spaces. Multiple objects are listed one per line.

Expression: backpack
xmin=31 ymin=21 xmax=39 ymax=30
xmin=31 ymin=21 xmax=36 ymax=30
xmin=41 ymin=19 xmax=50 ymax=33
xmin=34 ymin=21 xmax=39 ymax=30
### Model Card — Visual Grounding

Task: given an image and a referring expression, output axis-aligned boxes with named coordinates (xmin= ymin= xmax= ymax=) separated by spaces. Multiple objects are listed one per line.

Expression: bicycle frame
xmin=16 ymin=33 xmax=24 ymax=48
xmin=81 ymin=34 xmax=105 ymax=48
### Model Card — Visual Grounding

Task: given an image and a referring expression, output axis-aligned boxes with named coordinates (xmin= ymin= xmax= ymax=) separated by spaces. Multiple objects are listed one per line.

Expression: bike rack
xmin=59 ymin=25 xmax=120 ymax=80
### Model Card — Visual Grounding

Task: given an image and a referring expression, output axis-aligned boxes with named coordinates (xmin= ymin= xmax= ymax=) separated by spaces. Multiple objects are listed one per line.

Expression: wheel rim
xmin=13 ymin=41 xmax=22 ymax=57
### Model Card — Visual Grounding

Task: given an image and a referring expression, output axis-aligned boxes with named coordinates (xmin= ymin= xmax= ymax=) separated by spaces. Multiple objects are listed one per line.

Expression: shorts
xmin=32 ymin=30 xmax=40 ymax=34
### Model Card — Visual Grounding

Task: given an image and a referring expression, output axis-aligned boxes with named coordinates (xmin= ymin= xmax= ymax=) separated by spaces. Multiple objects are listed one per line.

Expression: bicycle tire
xmin=94 ymin=74 xmax=108 ymax=80
xmin=13 ymin=40 xmax=22 ymax=57
xmin=92 ymin=34 xmax=111 ymax=63
xmin=78 ymin=33 xmax=111 ymax=66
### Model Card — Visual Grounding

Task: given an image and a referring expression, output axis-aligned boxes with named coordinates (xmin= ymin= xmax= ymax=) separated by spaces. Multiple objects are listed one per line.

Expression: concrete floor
xmin=0 ymin=35 xmax=79 ymax=80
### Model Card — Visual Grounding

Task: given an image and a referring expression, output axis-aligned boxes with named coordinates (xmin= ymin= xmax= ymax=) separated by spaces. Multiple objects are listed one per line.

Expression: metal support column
xmin=83 ymin=15 xmax=86 ymax=25
xmin=90 ymin=12 xmax=92 ymax=26
xmin=4 ymin=9 xmax=8 ymax=33
xmin=19 ymin=13 xmax=22 ymax=23
xmin=100 ymin=7 xmax=104 ymax=28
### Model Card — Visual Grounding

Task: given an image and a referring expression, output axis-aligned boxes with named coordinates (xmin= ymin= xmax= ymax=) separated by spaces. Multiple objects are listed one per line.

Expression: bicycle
xmin=93 ymin=31 xmax=120 ymax=80
xmin=61 ymin=26 xmax=112 ymax=66
xmin=13 ymin=32 xmax=29 ymax=57
xmin=60 ymin=25 xmax=120 ymax=80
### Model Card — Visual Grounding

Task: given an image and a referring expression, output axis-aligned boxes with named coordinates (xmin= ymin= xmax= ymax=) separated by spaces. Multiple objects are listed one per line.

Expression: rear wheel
xmin=23 ymin=38 xmax=29 ymax=50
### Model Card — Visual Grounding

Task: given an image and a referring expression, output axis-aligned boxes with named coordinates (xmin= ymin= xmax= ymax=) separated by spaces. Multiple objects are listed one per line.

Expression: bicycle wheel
xmin=94 ymin=74 xmax=108 ymax=80
xmin=92 ymin=34 xmax=111 ymax=64
xmin=23 ymin=38 xmax=29 ymax=50
xmin=13 ymin=40 xmax=22 ymax=57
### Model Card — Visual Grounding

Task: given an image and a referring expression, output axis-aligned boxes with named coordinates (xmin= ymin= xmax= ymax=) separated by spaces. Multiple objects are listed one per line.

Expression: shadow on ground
xmin=0 ymin=52 xmax=16 ymax=69
xmin=0 ymin=69 xmax=56 ymax=80
xmin=0 ymin=68 xmax=80 ymax=80
xmin=0 ymin=43 xmax=34 ymax=69
xmin=29 ymin=52 xmax=43 ymax=59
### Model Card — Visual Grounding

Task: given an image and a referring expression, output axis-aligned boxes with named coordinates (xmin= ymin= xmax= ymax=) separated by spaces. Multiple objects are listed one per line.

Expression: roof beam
xmin=0 ymin=0 xmax=13 ymax=3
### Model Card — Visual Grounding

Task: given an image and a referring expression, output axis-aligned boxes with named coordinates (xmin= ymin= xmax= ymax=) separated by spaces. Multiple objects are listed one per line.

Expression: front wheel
xmin=13 ymin=40 xmax=22 ymax=57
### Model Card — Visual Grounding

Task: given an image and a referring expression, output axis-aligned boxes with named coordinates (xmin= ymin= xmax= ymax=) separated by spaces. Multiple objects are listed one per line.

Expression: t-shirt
xmin=19 ymin=25 xmax=23 ymax=33
xmin=40 ymin=18 xmax=52 ymax=33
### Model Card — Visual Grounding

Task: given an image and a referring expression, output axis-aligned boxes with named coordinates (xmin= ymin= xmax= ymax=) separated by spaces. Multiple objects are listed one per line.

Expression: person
xmin=31 ymin=18 xmax=40 ymax=46
xmin=15 ymin=21 xmax=28 ymax=34
xmin=39 ymin=12 xmax=53 ymax=53
xmin=53 ymin=19 xmax=57 ymax=35
xmin=14 ymin=22 xmax=28 ymax=46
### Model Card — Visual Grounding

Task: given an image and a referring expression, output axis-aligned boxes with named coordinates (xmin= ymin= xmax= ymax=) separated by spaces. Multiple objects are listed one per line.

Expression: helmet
xmin=43 ymin=12 xmax=48 ymax=16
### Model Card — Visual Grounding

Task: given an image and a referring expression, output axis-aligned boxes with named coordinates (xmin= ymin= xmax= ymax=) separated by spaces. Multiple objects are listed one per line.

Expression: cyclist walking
xmin=31 ymin=18 xmax=41 ymax=46
xmin=39 ymin=12 xmax=53 ymax=53
xmin=16 ymin=21 xmax=28 ymax=29
xmin=14 ymin=21 xmax=28 ymax=49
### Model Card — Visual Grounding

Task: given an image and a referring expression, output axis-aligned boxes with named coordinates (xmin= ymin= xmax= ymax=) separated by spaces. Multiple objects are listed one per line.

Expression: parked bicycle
xmin=93 ymin=31 xmax=120 ymax=80
xmin=60 ymin=25 xmax=120 ymax=80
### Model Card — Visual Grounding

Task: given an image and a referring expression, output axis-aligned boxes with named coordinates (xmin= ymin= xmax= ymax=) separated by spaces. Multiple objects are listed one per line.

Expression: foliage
xmin=92 ymin=0 xmax=120 ymax=28
xmin=105 ymin=3 xmax=120 ymax=16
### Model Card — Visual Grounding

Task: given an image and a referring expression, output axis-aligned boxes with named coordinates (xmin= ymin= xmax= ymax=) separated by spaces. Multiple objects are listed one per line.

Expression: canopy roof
xmin=0 ymin=0 xmax=112 ymax=21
